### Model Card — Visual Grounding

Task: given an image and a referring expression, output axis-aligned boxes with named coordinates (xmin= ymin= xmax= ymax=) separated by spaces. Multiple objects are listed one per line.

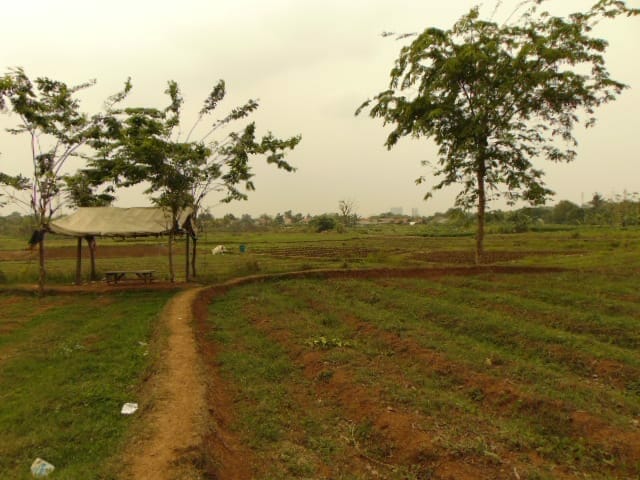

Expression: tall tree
xmin=357 ymin=0 xmax=638 ymax=263
xmin=92 ymin=80 xmax=300 ymax=280
xmin=0 ymin=68 xmax=128 ymax=293
xmin=338 ymin=199 xmax=358 ymax=227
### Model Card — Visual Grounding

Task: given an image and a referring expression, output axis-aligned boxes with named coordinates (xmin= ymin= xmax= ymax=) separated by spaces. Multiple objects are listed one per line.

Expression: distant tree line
xmin=196 ymin=210 xmax=309 ymax=232
xmin=425 ymin=193 xmax=640 ymax=232
xmin=0 ymin=211 xmax=33 ymax=237
xmin=3 ymin=194 xmax=637 ymax=239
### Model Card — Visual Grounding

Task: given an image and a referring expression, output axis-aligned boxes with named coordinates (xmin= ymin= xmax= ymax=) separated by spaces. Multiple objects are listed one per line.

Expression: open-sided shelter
xmin=49 ymin=207 xmax=195 ymax=283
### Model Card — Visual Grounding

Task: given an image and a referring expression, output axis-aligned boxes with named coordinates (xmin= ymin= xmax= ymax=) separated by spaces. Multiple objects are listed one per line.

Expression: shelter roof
xmin=50 ymin=207 xmax=193 ymax=237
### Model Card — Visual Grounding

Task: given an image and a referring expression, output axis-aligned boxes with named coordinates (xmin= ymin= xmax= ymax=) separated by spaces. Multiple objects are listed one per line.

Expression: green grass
xmin=204 ymin=267 xmax=640 ymax=479
xmin=1 ymin=224 xmax=639 ymax=285
xmin=0 ymin=224 xmax=639 ymax=478
xmin=0 ymin=291 xmax=171 ymax=479
xmin=209 ymin=294 xmax=348 ymax=479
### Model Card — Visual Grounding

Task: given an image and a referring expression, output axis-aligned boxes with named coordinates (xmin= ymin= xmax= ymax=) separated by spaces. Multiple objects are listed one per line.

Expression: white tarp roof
xmin=50 ymin=207 xmax=193 ymax=237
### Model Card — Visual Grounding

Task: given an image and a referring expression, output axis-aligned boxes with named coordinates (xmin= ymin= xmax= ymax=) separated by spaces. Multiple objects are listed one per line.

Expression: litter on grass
xmin=121 ymin=402 xmax=139 ymax=415
xmin=30 ymin=458 xmax=55 ymax=477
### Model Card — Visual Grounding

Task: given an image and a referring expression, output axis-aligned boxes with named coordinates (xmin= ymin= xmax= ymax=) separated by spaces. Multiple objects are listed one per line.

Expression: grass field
xmin=200 ymin=269 xmax=640 ymax=479
xmin=192 ymin=226 xmax=640 ymax=479
xmin=0 ymin=291 xmax=172 ymax=479
xmin=0 ymin=225 xmax=638 ymax=479
xmin=1 ymin=225 xmax=638 ymax=284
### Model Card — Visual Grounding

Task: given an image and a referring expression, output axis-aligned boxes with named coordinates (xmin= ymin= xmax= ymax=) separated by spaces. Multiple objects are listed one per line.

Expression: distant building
xmin=390 ymin=207 xmax=403 ymax=215
xmin=411 ymin=208 xmax=419 ymax=217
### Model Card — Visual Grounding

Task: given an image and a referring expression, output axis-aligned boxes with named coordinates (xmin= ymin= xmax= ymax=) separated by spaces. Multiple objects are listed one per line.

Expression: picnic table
xmin=105 ymin=270 xmax=155 ymax=284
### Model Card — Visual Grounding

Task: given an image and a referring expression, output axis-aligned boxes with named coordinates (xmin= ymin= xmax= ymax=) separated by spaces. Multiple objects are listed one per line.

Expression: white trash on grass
xmin=31 ymin=458 xmax=55 ymax=477
xmin=121 ymin=402 xmax=139 ymax=415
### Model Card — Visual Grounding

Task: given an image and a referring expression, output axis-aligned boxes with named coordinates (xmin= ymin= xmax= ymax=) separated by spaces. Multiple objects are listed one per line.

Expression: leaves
xmin=63 ymin=171 xmax=114 ymax=208
xmin=200 ymin=80 xmax=226 ymax=116
xmin=358 ymin=0 xmax=636 ymax=213
xmin=358 ymin=1 xmax=636 ymax=261
xmin=0 ymin=68 xmax=126 ymax=227
xmin=0 ymin=172 xmax=31 ymax=191
xmin=90 ymin=79 xmax=300 ymax=217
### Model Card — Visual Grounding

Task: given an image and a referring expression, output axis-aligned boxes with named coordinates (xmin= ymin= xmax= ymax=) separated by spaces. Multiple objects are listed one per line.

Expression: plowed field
xmin=194 ymin=268 xmax=640 ymax=480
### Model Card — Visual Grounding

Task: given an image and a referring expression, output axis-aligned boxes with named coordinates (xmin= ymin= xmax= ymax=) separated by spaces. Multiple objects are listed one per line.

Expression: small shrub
xmin=626 ymin=380 xmax=640 ymax=396
xmin=243 ymin=259 xmax=261 ymax=274
xmin=367 ymin=292 xmax=381 ymax=304
xmin=321 ymin=314 xmax=340 ymax=328
xmin=311 ymin=215 xmax=336 ymax=232
xmin=469 ymin=388 xmax=485 ymax=402
xmin=316 ymin=370 xmax=334 ymax=382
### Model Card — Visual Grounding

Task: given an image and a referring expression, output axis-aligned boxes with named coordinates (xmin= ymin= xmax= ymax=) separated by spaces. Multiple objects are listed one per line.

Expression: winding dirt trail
xmin=122 ymin=287 xmax=208 ymax=480
xmin=113 ymin=266 xmax=569 ymax=479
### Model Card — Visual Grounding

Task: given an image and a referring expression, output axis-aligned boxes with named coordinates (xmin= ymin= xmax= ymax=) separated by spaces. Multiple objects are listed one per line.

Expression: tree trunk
xmin=86 ymin=236 xmax=97 ymax=281
xmin=475 ymin=157 xmax=487 ymax=265
xmin=168 ymin=232 xmax=175 ymax=283
xmin=185 ymin=234 xmax=190 ymax=282
xmin=75 ymin=237 xmax=82 ymax=285
xmin=191 ymin=236 xmax=197 ymax=278
xmin=38 ymin=231 xmax=46 ymax=296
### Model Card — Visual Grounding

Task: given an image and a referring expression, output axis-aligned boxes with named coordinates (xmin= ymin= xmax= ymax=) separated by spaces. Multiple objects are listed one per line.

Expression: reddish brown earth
xmin=192 ymin=288 xmax=256 ymax=480
xmin=344 ymin=316 xmax=640 ymax=470
xmin=0 ymin=245 xmax=570 ymax=263
xmin=410 ymin=249 xmax=580 ymax=264
xmin=8 ymin=264 xmax=633 ymax=479
xmin=0 ymin=244 xmax=171 ymax=261
xmin=235 ymin=304 xmax=572 ymax=479
xmin=121 ymin=287 xmax=209 ymax=480
xmin=190 ymin=266 xmax=607 ymax=480
xmin=252 ymin=245 xmax=376 ymax=258
xmin=191 ymin=266 xmax=638 ymax=479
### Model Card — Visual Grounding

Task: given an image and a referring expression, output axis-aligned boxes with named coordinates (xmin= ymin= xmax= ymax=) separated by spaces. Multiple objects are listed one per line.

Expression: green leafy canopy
xmin=0 ymin=67 xmax=127 ymax=223
xmin=90 ymin=79 xmax=301 ymax=217
xmin=357 ymin=0 xmax=638 ymax=209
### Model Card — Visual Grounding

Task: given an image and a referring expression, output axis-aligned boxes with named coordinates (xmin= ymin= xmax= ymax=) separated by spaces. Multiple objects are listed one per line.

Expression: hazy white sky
xmin=1 ymin=0 xmax=638 ymax=217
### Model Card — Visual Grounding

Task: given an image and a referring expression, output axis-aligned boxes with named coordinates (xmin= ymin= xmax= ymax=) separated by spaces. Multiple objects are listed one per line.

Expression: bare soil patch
xmin=198 ymin=266 xmax=640 ymax=480
xmin=4 ymin=265 xmax=584 ymax=478
xmin=192 ymin=288 xmax=256 ymax=480
xmin=0 ymin=244 xmax=169 ymax=261
xmin=344 ymin=315 xmax=640 ymax=470
xmin=253 ymin=245 xmax=377 ymax=259
xmin=3 ymin=281 xmax=189 ymax=296
xmin=410 ymin=249 xmax=577 ymax=264
xmin=121 ymin=287 xmax=209 ymax=480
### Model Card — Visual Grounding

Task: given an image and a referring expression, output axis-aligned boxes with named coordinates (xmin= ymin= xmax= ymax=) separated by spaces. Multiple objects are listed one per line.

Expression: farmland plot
xmin=198 ymin=270 xmax=640 ymax=480
xmin=0 ymin=291 xmax=171 ymax=479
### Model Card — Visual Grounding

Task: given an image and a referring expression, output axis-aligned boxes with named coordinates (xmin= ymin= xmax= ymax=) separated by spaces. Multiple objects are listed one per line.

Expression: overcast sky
xmin=1 ymin=0 xmax=638 ymax=218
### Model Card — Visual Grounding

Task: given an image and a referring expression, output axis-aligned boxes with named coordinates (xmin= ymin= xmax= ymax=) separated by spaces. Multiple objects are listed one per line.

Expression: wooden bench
xmin=105 ymin=270 xmax=155 ymax=284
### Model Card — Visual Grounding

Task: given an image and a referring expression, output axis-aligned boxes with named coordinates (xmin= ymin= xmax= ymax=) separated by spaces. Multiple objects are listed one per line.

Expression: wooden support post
xmin=185 ymin=234 xmax=190 ymax=282
xmin=168 ymin=233 xmax=175 ymax=283
xmin=191 ymin=236 xmax=197 ymax=278
xmin=86 ymin=236 xmax=97 ymax=281
xmin=75 ymin=237 xmax=82 ymax=285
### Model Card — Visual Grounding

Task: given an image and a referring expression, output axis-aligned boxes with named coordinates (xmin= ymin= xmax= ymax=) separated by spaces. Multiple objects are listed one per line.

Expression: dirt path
xmin=123 ymin=287 xmax=208 ymax=480
xmin=109 ymin=266 xmax=569 ymax=479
